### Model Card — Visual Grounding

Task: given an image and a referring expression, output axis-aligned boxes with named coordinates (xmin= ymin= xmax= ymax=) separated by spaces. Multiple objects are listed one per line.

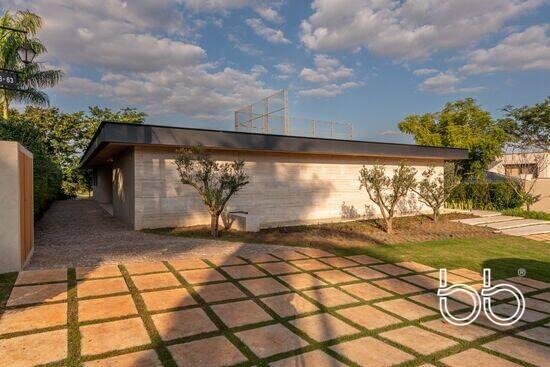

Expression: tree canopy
xmin=398 ymin=98 xmax=511 ymax=175
xmin=502 ymin=97 xmax=549 ymax=151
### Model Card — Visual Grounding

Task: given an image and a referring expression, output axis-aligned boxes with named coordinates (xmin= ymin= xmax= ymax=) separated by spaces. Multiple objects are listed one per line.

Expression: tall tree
xmin=398 ymin=98 xmax=511 ymax=176
xmin=0 ymin=10 xmax=63 ymax=119
xmin=502 ymin=97 xmax=549 ymax=151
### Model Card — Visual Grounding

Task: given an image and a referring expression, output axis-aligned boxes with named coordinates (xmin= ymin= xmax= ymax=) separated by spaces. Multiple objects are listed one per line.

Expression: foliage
xmin=8 ymin=106 xmax=146 ymax=196
xmin=413 ymin=163 xmax=461 ymax=222
xmin=175 ymin=146 xmax=249 ymax=237
xmin=359 ymin=163 xmax=417 ymax=234
xmin=0 ymin=119 xmax=63 ymax=217
xmin=398 ymin=98 xmax=511 ymax=176
xmin=501 ymin=208 xmax=550 ymax=221
xmin=447 ymin=180 xmax=524 ymax=210
xmin=502 ymin=97 xmax=549 ymax=151
xmin=0 ymin=10 xmax=63 ymax=119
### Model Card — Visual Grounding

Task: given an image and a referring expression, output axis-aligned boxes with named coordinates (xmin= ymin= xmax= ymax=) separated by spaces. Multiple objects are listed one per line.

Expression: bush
xmin=447 ymin=181 xmax=524 ymax=210
xmin=501 ymin=208 xmax=550 ymax=220
xmin=0 ymin=120 xmax=63 ymax=218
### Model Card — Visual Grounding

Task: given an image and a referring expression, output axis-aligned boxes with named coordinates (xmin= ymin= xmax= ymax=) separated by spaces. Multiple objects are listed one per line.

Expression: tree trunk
xmin=385 ymin=217 xmax=393 ymax=234
xmin=433 ymin=208 xmax=439 ymax=223
xmin=1 ymin=94 xmax=8 ymax=120
xmin=210 ymin=214 xmax=219 ymax=237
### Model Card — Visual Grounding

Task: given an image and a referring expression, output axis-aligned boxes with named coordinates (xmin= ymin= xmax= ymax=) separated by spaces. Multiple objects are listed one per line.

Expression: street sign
xmin=0 ymin=69 xmax=18 ymax=89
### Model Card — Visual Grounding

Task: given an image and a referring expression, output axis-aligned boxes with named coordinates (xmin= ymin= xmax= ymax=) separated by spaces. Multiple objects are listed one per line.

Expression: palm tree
xmin=0 ymin=10 xmax=63 ymax=119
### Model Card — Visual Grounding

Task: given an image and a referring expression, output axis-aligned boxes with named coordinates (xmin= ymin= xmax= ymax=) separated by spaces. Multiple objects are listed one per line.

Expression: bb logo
xmin=437 ymin=268 xmax=525 ymax=326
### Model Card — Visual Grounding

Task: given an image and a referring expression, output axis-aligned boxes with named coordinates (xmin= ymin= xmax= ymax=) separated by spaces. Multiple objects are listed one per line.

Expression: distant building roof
xmin=80 ymin=121 xmax=469 ymax=168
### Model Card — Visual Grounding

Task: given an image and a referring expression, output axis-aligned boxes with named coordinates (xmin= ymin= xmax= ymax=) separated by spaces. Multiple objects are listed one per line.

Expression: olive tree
xmin=175 ymin=146 xmax=249 ymax=237
xmin=359 ymin=163 xmax=417 ymax=234
xmin=412 ymin=163 xmax=461 ymax=222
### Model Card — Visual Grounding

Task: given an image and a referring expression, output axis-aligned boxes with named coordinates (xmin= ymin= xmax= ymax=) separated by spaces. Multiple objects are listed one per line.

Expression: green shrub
xmin=447 ymin=181 xmax=524 ymax=210
xmin=0 ymin=120 xmax=63 ymax=218
xmin=501 ymin=208 xmax=550 ymax=220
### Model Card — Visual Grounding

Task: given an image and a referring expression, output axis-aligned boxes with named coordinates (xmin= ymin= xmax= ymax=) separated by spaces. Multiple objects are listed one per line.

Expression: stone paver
xmin=516 ymin=326 xmax=550 ymax=345
xmin=344 ymin=266 xmax=386 ymax=280
xmin=340 ymin=282 xmax=392 ymax=301
xmin=272 ymin=251 xmax=309 ymax=261
xmin=337 ymin=304 xmax=401 ymax=329
xmin=303 ymin=287 xmax=359 ymax=307
xmin=239 ymin=277 xmax=289 ymax=296
xmin=132 ymin=272 xmax=180 ymax=291
xmin=179 ymin=268 xmax=226 ymax=284
xmin=456 ymin=216 xmax=521 ymax=225
xmin=271 ymin=350 xmax=346 ymax=367
xmin=152 ymin=308 xmax=217 ymax=341
xmin=290 ymin=259 xmax=332 ymax=271
xmin=78 ymin=277 xmax=129 ymax=298
xmin=289 ymin=313 xmax=358 ymax=341
xmin=507 ymin=276 xmax=550 ymax=289
xmin=260 ymin=293 xmax=318 ymax=317
xmin=0 ymin=303 xmax=67 ymax=334
xmin=401 ymin=274 xmax=441 ymax=289
xmin=221 ymin=264 xmax=265 ymax=279
xmin=314 ymin=269 xmax=358 ymax=284
xmin=7 ymin=283 xmax=67 ymax=306
xmin=440 ymin=349 xmax=522 ymax=367
xmin=532 ymin=291 xmax=550 ymax=302
xmin=235 ymin=324 xmax=308 ymax=358
xmin=484 ymin=336 xmax=550 ymax=367
xmin=501 ymin=224 xmax=550 ymax=236
xmin=426 ymin=271 xmax=472 ymax=285
xmin=408 ymin=293 xmax=467 ymax=312
xmin=80 ymin=317 xmax=150 ymax=356
xmin=449 ymin=268 xmax=483 ymax=281
xmin=212 ymin=300 xmax=272 ymax=328
xmin=396 ymin=261 xmax=435 ymax=272
xmin=0 ymin=329 xmax=67 ymax=367
xmin=15 ymin=269 xmax=67 ymax=285
xmin=76 ymin=266 xmax=122 ymax=280
xmin=376 ymin=298 xmax=437 ymax=320
xmin=370 ymin=263 xmax=411 ymax=276
xmin=168 ymin=336 xmax=247 ymax=367
xmin=381 ymin=326 xmax=458 ymax=355
xmin=238 ymin=253 xmax=279 ymax=263
xmin=84 ymin=350 xmax=162 ymax=367
xmin=345 ymin=255 xmax=383 ymax=265
xmin=169 ymin=258 xmax=209 ymax=270
xmin=257 ymin=262 xmax=300 ymax=275
xmin=490 ymin=303 xmax=547 ymax=322
xmin=422 ymin=318 xmax=495 ymax=341
xmin=79 ymin=294 xmax=137 ymax=322
xmin=278 ymin=273 xmax=327 ymax=290
xmin=206 ymin=256 xmax=247 ymax=266
xmin=194 ymin=282 xmax=247 ymax=303
xmin=296 ymin=248 xmax=334 ymax=258
xmin=515 ymin=297 xmax=550 ymax=313
xmin=331 ymin=337 xmax=414 ymax=367
xmin=124 ymin=262 xmax=168 ymax=275
xmin=372 ymin=278 xmax=423 ymax=295
xmin=141 ymin=288 xmax=196 ymax=311
xmin=484 ymin=219 xmax=546 ymax=230
xmin=319 ymin=256 xmax=358 ymax=268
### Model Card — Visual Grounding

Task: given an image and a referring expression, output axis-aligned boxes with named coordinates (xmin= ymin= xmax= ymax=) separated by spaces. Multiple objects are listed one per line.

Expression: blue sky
xmin=2 ymin=0 xmax=549 ymax=143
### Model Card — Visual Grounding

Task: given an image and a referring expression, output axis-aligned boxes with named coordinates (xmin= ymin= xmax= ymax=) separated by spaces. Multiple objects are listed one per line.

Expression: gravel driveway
xmin=28 ymin=200 xmax=298 ymax=269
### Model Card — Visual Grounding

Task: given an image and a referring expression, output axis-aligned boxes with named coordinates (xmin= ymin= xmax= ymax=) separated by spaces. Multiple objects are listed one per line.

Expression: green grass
xmin=501 ymin=208 xmax=550 ymax=220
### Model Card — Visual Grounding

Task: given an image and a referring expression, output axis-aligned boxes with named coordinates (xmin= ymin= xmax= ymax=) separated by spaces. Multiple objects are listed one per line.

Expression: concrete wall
xmin=92 ymin=165 xmax=113 ymax=204
xmin=133 ymin=146 xmax=443 ymax=230
xmin=112 ymin=148 xmax=135 ymax=226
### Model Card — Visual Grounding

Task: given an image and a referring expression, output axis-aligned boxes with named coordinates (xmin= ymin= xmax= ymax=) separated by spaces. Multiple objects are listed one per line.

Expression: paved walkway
xmin=453 ymin=210 xmax=550 ymax=243
xmin=30 ymin=200 xmax=300 ymax=270
xmin=2 ymin=250 xmax=549 ymax=367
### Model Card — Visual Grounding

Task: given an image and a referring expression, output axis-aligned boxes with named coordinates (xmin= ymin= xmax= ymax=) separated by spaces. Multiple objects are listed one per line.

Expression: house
xmin=80 ymin=122 xmax=468 ymax=230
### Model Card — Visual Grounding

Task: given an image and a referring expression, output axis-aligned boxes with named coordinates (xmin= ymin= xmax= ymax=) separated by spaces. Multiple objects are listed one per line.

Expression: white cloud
xmin=300 ymin=55 xmax=354 ymax=83
xmin=254 ymin=6 xmax=284 ymax=23
xmin=413 ymin=68 xmax=439 ymax=76
xmin=461 ymin=24 xmax=550 ymax=74
xmin=228 ymin=34 xmax=263 ymax=56
xmin=275 ymin=63 xmax=296 ymax=74
xmin=182 ymin=0 xmax=255 ymax=11
xmin=54 ymin=76 xmax=113 ymax=97
xmin=418 ymin=72 xmax=485 ymax=94
xmin=300 ymin=0 xmax=544 ymax=59
xmin=246 ymin=18 xmax=290 ymax=44
xmin=298 ymin=82 xmax=361 ymax=97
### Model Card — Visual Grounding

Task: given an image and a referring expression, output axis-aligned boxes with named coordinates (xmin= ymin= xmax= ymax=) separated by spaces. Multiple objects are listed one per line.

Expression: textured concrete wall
xmin=92 ymin=165 xmax=113 ymax=204
xmin=112 ymin=148 xmax=135 ymax=226
xmin=0 ymin=142 xmax=23 ymax=272
xmin=133 ymin=146 xmax=443 ymax=230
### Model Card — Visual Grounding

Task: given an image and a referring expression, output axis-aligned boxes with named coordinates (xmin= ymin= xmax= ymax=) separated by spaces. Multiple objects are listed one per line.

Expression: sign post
xmin=0 ymin=69 xmax=18 ymax=89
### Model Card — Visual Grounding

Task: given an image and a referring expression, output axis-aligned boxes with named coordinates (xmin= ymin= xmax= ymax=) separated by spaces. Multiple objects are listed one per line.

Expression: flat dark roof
xmin=80 ymin=121 xmax=468 ymax=167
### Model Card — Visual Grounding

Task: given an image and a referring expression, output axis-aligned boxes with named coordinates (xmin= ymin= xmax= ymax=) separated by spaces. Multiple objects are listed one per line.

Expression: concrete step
xmin=453 ymin=216 xmax=523 ymax=225
xmin=500 ymin=224 xmax=550 ymax=236
xmin=470 ymin=210 xmax=502 ymax=217
xmin=484 ymin=219 xmax=547 ymax=230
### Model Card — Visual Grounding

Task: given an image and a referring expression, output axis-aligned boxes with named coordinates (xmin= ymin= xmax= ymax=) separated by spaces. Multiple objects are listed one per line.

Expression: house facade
xmin=81 ymin=122 xmax=468 ymax=230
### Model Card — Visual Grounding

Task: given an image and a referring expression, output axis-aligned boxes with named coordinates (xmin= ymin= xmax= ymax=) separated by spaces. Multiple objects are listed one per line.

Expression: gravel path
xmin=28 ymin=200 xmax=299 ymax=269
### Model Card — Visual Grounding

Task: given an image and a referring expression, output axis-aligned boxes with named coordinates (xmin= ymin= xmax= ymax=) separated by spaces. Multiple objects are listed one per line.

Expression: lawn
xmin=149 ymin=214 xmax=550 ymax=282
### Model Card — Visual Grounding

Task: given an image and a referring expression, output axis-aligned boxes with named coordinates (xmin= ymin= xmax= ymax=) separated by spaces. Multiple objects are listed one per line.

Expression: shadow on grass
xmin=483 ymin=258 xmax=550 ymax=283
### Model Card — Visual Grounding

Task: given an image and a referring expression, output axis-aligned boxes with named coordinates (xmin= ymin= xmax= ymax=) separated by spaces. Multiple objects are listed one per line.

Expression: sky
xmin=1 ymin=0 xmax=549 ymax=143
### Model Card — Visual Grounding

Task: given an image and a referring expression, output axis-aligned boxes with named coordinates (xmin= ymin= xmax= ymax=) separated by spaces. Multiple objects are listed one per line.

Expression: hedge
xmin=447 ymin=181 xmax=524 ymax=210
xmin=0 ymin=120 xmax=63 ymax=218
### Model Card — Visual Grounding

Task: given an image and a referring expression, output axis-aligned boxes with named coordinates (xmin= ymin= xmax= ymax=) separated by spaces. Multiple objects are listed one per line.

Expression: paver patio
xmin=1 ymin=249 xmax=549 ymax=367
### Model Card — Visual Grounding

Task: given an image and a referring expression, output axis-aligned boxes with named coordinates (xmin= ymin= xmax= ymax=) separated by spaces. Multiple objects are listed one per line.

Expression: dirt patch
xmin=150 ymin=213 xmax=499 ymax=252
